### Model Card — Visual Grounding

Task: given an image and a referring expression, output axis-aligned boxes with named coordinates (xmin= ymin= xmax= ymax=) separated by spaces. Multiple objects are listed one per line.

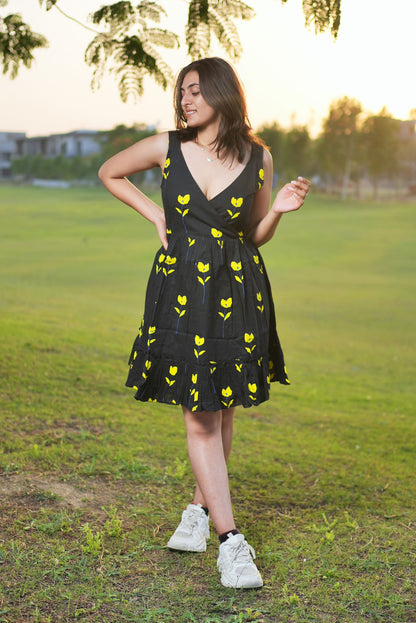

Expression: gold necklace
xmin=195 ymin=136 xmax=216 ymax=163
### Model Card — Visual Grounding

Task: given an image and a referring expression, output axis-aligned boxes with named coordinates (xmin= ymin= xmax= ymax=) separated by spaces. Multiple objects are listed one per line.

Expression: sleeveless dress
xmin=126 ymin=131 xmax=289 ymax=412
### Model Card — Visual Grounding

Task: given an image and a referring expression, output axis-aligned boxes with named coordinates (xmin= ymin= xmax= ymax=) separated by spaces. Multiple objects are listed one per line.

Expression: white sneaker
xmin=217 ymin=533 xmax=263 ymax=588
xmin=167 ymin=504 xmax=210 ymax=552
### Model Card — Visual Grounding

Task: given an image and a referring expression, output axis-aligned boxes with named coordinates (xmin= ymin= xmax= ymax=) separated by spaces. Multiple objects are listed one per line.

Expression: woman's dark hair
xmin=174 ymin=57 xmax=265 ymax=163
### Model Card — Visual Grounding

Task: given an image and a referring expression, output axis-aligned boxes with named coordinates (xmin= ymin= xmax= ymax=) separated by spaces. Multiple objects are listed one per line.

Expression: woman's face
xmin=181 ymin=70 xmax=218 ymax=129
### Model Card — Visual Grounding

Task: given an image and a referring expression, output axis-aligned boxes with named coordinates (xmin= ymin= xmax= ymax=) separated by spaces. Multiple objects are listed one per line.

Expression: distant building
xmin=0 ymin=129 xmax=102 ymax=180
xmin=398 ymin=119 xmax=416 ymax=142
xmin=0 ymin=131 xmax=25 ymax=179
xmin=16 ymin=130 xmax=101 ymax=159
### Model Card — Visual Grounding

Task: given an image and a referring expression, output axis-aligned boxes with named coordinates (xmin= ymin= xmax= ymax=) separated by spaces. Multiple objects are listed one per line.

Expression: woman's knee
xmin=183 ymin=408 xmax=222 ymax=438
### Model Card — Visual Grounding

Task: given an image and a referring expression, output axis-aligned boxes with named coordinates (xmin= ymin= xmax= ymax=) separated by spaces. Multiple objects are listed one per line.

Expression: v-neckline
xmin=178 ymin=141 xmax=253 ymax=203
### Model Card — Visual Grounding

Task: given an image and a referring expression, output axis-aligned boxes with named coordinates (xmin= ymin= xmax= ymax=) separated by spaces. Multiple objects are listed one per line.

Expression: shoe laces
xmin=181 ymin=507 xmax=203 ymax=533
xmin=228 ymin=538 xmax=256 ymax=565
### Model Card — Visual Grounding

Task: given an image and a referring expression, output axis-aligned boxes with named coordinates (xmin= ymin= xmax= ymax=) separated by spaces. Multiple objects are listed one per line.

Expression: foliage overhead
xmin=0 ymin=0 xmax=343 ymax=100
xmin=0 ymin=10 xmax=48 ymax=78
xmin=85 ymin=2 xmax=179 ymax=102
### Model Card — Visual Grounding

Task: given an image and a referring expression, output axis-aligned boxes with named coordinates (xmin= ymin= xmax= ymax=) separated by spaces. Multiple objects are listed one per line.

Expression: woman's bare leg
xmin=192 ymin=407 xmax=235 ymax=509
xmin=183 ymin=406 xmax=236 ymax=535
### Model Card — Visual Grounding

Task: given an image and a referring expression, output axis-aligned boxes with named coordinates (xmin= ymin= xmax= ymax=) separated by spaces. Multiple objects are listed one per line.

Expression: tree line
xmin=258 ymin=97 xmax=416 ymax=198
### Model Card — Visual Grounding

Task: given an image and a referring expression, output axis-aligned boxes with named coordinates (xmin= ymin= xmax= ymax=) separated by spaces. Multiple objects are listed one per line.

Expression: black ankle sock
xmin=202 ymin=506 xmax=209 ymax=516
xmin=219 ymin=529 xmax=239 ymax=543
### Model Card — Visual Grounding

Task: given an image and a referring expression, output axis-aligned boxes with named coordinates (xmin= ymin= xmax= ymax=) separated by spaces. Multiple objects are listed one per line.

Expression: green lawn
xmin=0 ymin=184 xmax=415 ymax=622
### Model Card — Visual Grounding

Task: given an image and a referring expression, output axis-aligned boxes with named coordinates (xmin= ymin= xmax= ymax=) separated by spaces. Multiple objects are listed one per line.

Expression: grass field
xmin=0 ymin=184 xmax=415 ymax=623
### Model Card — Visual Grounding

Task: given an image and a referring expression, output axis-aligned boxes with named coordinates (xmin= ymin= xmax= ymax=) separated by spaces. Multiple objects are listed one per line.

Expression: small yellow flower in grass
xmin=211 ymin=228 xmax=223 ymax=238
xmin=178 ymin=194 xmax=190 ymax=205
xmin=197 ymin=261 xmax=210 ymax=273
xmin=177 ymin=295 xmax=187 ymax=305
xmin=231 ymin=261 xmax=242 ymax=271
xmin=222 ymin=386 xmax=232 ymax=398
xmin=245 ymin=333 xmax=254 ymax=343
xmin=169 ymin=366 xmax=178 ymax=376
xmin=248 ymin=383 xmax=257 ymax=393
xmin=195 ymin=335 xmax=205 ymax=346
xmin=221 ymin=297 xmax=232 ymax=308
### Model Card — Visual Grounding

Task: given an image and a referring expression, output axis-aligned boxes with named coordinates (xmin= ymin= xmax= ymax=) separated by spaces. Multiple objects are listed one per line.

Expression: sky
xmin=1 ymin=0 xmax=415 ymax=137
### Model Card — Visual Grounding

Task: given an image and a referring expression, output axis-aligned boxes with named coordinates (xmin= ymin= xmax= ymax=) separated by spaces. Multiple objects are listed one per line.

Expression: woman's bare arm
xmin=248 ymin=148 xmax=311 ymax=248
xmin=98 ymin=132 xmax=170 ymax=249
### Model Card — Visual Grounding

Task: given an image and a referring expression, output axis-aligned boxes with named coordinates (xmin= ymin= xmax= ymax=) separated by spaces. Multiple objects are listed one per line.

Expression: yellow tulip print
xmin=253 ymin=254 xmax=264 ymax=274
xmin=218 ymin=297 xmax=232 ymax=337
xmin=185 ymin=236 xmax=196 ymax=262
xmin=256 ymin=291 xmax=264 ymax=313
xmin=248 ymin=382 xmax=257 ymax=401
xmin=178 ymin=194 xmax=190 ymax=205
xmin=227 ymin=196 xmax=243 ymax=220
xmin=211 ymin=228 xmax=222 ymax=238
xmin=142 ymin=359 xmax=152 ymax=379
xmin=175 ymin=294 xmax=187 ymax=334
xmin=165 ymin=364 xmax=178 ymax=387
xmin=244 ymin=332 xmax=256 ymax=354
xmin=211 ymin=228 xmax=224 ymax=261
xmin=163 ymin=158 xmax=170 ymax=179
xmin=258 ymin=168 xmax=264 ymax=189
xmin=176 ymin=194 xmax=191 ymax=233
xmin=221 ymin=386 xmax=234 ymax=408
xmin=156 ymin=254 xmax=177 ymax=279
xmin=194 ymin=335 xmax=206 ymax=359
xmin=197 ymin=262 xmax=211 ymax=304
xmin=198 ymin=262 xmax=210 ymax=273
xmin=190 ymin=372 xmax=198 ymax=408
xmin=147 ymin=326 xmax=156 ymax=348
xmin=231 ymin=261 xmax=245 ymax=296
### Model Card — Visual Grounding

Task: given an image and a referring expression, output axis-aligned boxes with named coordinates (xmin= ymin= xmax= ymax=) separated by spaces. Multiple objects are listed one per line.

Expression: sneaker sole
xmin=220 ymin=573 xmax=263 ymax=589
xmin=167 ymin=538 xmax=207 ymax=553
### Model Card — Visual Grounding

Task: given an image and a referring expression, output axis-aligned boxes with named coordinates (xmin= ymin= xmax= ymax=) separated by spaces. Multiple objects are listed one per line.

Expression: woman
xmin=99 ymin=57 xmax=310 ymax=589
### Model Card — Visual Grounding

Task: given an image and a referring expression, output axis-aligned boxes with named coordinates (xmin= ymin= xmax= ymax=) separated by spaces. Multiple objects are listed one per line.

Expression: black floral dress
xmin=126 ymin=131 xmax=289 ymax=412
